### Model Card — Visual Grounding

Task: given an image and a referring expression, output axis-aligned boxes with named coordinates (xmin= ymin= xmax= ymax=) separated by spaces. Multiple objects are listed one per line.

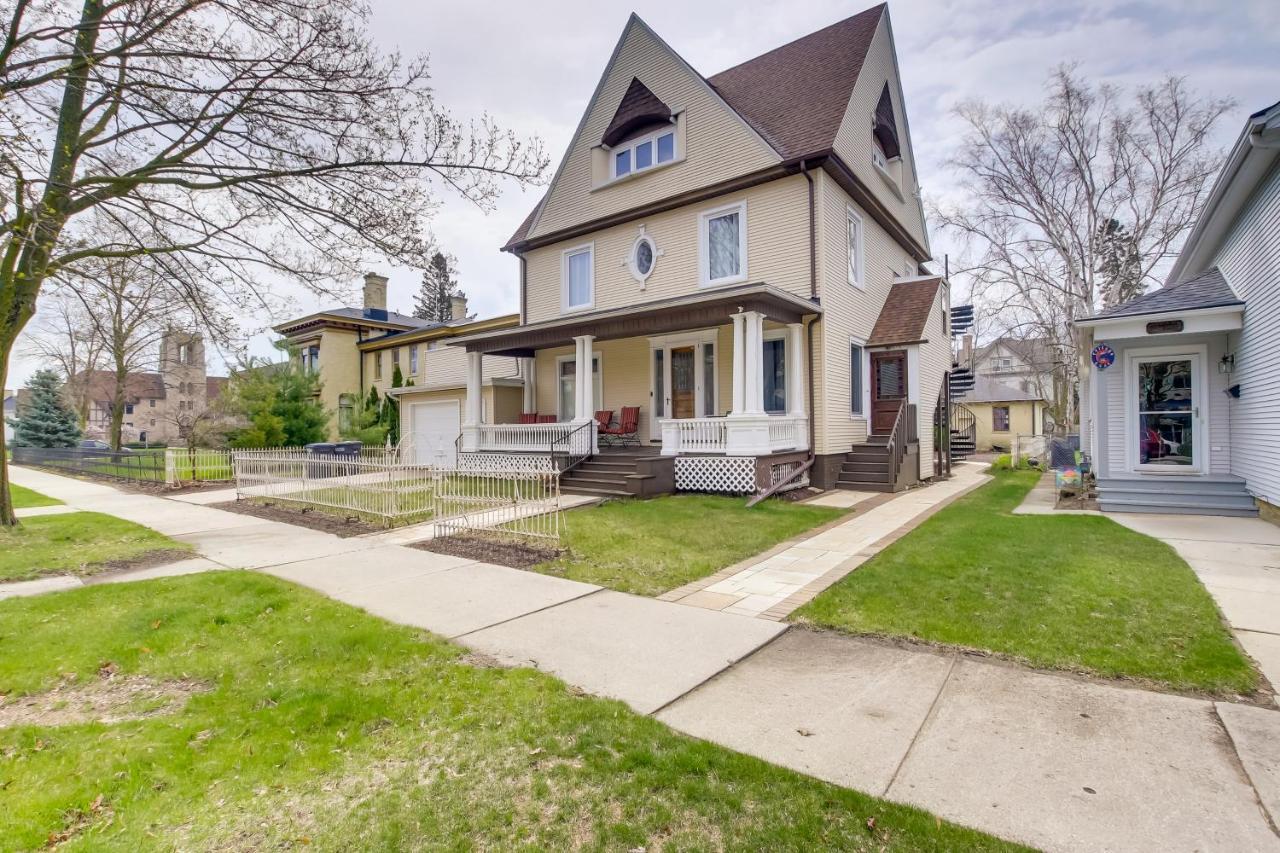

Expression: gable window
xmin=611 ymin=128 xmax=677 ymax=180
xmin=700 ymin=201 xmax=747 ymax=287
xmin=847 ymin=207 xmax=864 ymax=289
xmin=850 ymin=343 xmax=865 ymax=415
xmin=993 ymin=356 xmax=1012 ymax=372
xmin=562 ymin=243 xmax=594 ymax=311
xmin=993 ymin=405 xmax=1010 ymax=432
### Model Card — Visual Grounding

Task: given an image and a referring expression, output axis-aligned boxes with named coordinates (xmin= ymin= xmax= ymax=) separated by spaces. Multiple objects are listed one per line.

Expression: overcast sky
xmin=9 ymin=0 xmax=1278 ymax=388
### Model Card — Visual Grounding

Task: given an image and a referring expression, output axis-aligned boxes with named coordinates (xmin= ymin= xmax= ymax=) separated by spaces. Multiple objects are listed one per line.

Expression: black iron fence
xmin=11 ymin=445 xmax=167 ymax=482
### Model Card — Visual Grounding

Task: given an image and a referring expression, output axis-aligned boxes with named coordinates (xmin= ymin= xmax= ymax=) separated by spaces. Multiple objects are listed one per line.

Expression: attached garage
xmin=408 ymin=398 xmax=460 ymax=467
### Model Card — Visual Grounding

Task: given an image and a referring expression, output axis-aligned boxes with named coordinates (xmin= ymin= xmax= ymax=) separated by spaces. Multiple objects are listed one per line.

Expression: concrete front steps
xmin=1097 ymin=475 xmax=1259 ymax=517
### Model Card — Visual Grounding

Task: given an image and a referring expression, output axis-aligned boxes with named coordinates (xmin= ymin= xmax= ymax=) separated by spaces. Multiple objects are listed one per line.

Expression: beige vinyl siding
xmin=528 ymin=18 xmax=778 ymax=241
xmin=814 ymin=170 xmax=915 ymax=455
xmin=971 ymin=400 xmax=1040 ymax=452
xmin=915 ymin=285 xmax=950 ymax=478
xmin=524 ymin=175 xmax=812 ymax=325
xmin=364 ymin=347 xmax=519 ymax=397
xmin=1217 ymin=161 xmax=1280 ymax=503
xmin=829 ymin=14 xmax=929 ymax=253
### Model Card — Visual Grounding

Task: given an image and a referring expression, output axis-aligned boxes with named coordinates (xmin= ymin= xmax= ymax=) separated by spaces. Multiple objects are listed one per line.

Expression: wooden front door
xmin=670 ymin=346 xmax=696 ymax=419
xmin=870 ymin=350 xmax=907 ymax=434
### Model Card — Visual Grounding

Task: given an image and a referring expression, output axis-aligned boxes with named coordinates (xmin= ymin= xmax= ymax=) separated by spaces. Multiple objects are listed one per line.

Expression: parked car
xmin=79 ymin=439 xmax=131 ymax=454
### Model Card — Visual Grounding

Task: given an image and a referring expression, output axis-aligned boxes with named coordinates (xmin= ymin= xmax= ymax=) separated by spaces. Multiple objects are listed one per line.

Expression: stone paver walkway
xmin=1012 ymin=469 xmax=1102 ymax=516
xmin=660 ymin=462 xmax=991 ymax=619
xmin=7 ymin=463 xmax=1280 ymax=851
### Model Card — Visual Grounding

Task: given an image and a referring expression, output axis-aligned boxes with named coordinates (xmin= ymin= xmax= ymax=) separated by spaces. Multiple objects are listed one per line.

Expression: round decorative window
xmin=635 ymin=239 xmax=654 ymax=276
xmin=629 ymin=233 xmax=658 ymax=283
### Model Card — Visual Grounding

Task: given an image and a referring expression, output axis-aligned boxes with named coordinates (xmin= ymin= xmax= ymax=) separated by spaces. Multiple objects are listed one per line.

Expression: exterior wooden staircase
xmin=837 ymin=402 xmax=918 ymax=492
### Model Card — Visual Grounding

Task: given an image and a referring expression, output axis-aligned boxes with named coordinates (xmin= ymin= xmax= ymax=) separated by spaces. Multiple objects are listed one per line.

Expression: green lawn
xmin=535 ymin=494 xmax=847 ymax=596
xmin=9 ymin=484 xmax=62 ymax=509
xmin=0 ymin=573 xmax=1022 ymax=851
xmin=0 ymin=512 xmax=191 ymax=583
xmin=796 ymin=470 xmax=1257 ymax=695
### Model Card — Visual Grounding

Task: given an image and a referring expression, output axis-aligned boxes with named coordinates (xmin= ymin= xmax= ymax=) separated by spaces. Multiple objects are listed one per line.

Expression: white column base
xmin=461 ymin=423 xmax=480 ymax=453
xmin=660 ymin=420 xmax=680 ymax=456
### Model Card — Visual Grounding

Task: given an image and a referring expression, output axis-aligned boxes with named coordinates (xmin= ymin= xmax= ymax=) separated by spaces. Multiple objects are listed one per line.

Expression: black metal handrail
xmin=549 ymin=421 xmax=594 ymax=473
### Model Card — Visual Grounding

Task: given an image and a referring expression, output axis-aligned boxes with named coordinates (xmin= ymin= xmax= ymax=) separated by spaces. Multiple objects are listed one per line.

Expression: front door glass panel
xmin=1137 ymin=358 xmax=1193 ymax=466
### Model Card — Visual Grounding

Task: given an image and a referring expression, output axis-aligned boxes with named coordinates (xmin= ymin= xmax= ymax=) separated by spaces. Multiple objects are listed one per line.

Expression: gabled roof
xmin=967 ymin=377 xmax=1046 ymax=404
xmin=975 ymin=336 xmax=1055 ymax=369
xmin=867 ymin=276 xmax=943 ymax=346
xmin=602 ymin=77 xmax=672 ymax=147
xmin=1087 ymin=267 xmax=1243 ymax=321
xmin=707 ymin=4 xmax=884 ymax=159
xmin=274 ymin=306 xmax=433 ymax=335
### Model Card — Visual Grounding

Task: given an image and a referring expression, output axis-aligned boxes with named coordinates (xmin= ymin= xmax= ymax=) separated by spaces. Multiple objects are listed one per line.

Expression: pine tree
xmin=11 ymin=370 xmax=82 ymax=448
xmin=1097 ymin=218 xmax=1145 ymax=308
xmin=224 ymin=355 xmax=329 ymax=448
xmin=383 ymin=365 xmax=404 ymax=445
xmin=412 ymin=251 xmax=465 ymax=321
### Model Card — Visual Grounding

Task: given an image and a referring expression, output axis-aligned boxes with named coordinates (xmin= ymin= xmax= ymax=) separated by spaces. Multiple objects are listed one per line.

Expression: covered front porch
xmin=449 ymin=284 xmax=817 ymax=468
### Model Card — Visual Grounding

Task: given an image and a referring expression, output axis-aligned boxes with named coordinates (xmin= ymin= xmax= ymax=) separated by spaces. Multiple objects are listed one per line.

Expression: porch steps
xmin=836 ymin=439 xmax=896 ymax=492
xmin=1097 ymin=476 xmax=1258 ymax=517
xmin=559 ymin=450 xmax=648 ymax=498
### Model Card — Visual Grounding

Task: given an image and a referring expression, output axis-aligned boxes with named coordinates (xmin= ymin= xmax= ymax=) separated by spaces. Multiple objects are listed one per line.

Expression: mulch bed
xmin=412 ymin=534 xmax=563 ymax=569
xmin=210 ymin=499 xmax=382 ymax=537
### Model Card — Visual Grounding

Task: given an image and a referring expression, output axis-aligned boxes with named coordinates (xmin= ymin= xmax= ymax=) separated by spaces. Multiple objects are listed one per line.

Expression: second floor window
xmin=612 ymin=128 xmax=676 ymax=179
xmin=847 ymin=207 xmax=864 ymax=289
xmin=563 ymin=244 xmax=594 ymax=311
xmin=700 ymin=201 xmax=747 ymax=287
xmin=409 ymin=345 xmax=419 ymax=375
xmin=993 ymin=357 xmax=1013 ymax=372
xmin=373 ymin=352 xmax=382 ymax=380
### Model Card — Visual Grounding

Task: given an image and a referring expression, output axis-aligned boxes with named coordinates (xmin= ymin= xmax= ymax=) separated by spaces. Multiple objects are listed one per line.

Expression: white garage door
xmin=410 ymin=400 xmax=460 ymax=467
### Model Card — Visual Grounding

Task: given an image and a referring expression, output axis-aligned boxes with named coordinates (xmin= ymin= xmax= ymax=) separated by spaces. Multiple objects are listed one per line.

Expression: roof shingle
xmin=867 ymin=276 xmax=943 ymax=347
xmin=1088 ymin=267 xmax=1242 ymax=320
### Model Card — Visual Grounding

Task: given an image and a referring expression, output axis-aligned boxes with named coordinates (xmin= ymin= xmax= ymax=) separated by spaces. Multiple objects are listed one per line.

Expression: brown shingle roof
xmin=707 ymin=4 xmax=884 ymax=159
xmin=867 ymin=277 xmax=943 ymax=346
xmin=78 ymin=370 xmax=166 ymax=401
xmin=504 ymin=5 xmax=886 ymax=249
xmin=601 ymin=77 xmax=672 ymax=147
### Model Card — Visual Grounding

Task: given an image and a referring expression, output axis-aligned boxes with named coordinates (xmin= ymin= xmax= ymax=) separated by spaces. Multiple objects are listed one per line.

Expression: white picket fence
xmin=164 ymin=448 xmax=235 ymax=486
xmin=231 ymin=448 xmax=562 ymax=538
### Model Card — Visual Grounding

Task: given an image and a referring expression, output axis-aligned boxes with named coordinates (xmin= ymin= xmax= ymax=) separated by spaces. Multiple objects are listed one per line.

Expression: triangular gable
xmin=602 ymin=78 xmax=672 ymax=147
xmin=521 ymin=14 xmax=780 ymax=244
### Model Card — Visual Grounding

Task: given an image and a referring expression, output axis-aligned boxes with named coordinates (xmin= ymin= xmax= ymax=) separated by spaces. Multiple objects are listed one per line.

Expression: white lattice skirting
xmin=457 ymin=452 xmax=553 ymax=473
xmin=674 ymin=456 xmax=756 ymax=494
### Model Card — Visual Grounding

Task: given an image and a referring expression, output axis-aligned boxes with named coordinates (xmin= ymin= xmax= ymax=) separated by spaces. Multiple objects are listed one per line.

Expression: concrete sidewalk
xmin=8 ymin=463 xmax=1280 ymax=851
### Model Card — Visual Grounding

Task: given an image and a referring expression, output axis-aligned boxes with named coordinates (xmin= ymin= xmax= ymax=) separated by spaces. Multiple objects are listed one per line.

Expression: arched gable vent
xmin=873 ymin=82 xmax=900 ymax=160
xmin=602 ymin=77 xmax=673 ymax=147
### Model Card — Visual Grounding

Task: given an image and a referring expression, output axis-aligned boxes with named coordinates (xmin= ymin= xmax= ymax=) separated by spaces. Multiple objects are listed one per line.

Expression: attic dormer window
xmin=872 ymin=83 xmax=900 ymax=162
xmin=612 ymin=127 xmax=676 ymax=179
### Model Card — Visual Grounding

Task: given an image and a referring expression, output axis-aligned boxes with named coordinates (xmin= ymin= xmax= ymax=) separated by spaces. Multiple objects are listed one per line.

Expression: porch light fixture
xmin=1219 ymin=353 xmax=1235 ymax=374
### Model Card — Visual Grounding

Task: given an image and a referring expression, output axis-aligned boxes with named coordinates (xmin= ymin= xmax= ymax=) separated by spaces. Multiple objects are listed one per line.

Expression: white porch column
xmin=726 ymin=310 xmax=772 ymax=455
xmin=520 ymin=356 xmax=536 ymax=414
xmin=730 ymin=313 xmax=746 ymax=415
xmin=742 ymin=311 xmax=765 ymax=415
xmin=572 ymin=335 xmax=594 ymax=421
xmin=786 ymin=322 xmax=809 ymax=451
xmin=461 ymin=350 xmax=483 ymax=451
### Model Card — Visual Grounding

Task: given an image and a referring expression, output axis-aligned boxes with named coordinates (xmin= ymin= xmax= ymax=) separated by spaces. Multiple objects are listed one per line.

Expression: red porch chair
xmin=537 ymin=414 xmax=557 ymax=423
xmin=599 ymin=406 xmax=640 ymax=447
xmin=518 ymin=413 xmax=538 ymax=424
xmin=594 ymin=410 xmax=614 ymax=431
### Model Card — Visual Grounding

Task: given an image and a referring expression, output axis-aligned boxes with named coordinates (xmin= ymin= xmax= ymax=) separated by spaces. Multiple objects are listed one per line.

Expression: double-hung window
xmin=847 ymin=206 xmax=864 ymax=289
xmin=563 ymin=244 xmax=594 ymax=311
xmin=409 ymin=344 xmax=418 ymax=375
xmin=700 ymin=201 xmax=747 ymax=287
xmin=612 ymin=128 xmax=677 ymax=179
xmin=993 ymin=406 xmax=1010 ymax=432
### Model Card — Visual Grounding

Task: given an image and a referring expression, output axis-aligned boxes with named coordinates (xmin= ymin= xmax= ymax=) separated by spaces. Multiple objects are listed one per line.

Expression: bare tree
xmin=20 ymin=291 xmax=105 ymax=426
xmin=935 ymin=67 xmax=1232 ymax=426
xmin=0 ymin=0 xmax=547 ymax=524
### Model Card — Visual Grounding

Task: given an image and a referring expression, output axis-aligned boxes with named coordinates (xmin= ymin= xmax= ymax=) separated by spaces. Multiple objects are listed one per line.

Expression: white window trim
xmin=627 ymin=231 xmax=660 ymax=285
xmin=699 ymin=200 xmax=748 ymax=288
xmin=849 ymin=336 xmax=869 ymax=418
xmin=561 ymin=242 xmax=595 ymax=313
xmin=1121 ymin=344 xmax=1208 ymax=475
xmin=610 ymin=126 xmax=678 ymax=180
xmin=847 ymin=206 xmax=865 ymax=290
xmin=555 ymin=352 xmax=603 ymax=421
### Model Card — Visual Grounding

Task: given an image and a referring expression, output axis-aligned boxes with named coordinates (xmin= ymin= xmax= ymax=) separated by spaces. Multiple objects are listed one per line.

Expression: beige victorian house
xmin=439 ymin=5 xmax=953 ymax=495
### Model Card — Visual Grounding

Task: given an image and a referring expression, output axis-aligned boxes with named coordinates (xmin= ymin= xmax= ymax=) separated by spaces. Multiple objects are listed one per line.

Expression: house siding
xmin=364 ymin=346 xmax=520 ymax=396
xmin=527 ymin=18 xmax=778 ymax=242
xmin=1217 ymin=161 xmax=1280 ymax=504
xmin=915 ymin=285 xmax=950 ymax=479
xmin=970 ymin=400 xmax=1040 ymax=452
xmin=523 ymin=175 xmax=812 ymax=325
xmin=829 ymin=14 xmax=929 ymax=253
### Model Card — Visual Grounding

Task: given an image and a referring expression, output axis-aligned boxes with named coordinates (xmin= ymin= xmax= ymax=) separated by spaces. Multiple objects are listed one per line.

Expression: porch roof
xmin=448 ymin=283 xmax=821 ymax=356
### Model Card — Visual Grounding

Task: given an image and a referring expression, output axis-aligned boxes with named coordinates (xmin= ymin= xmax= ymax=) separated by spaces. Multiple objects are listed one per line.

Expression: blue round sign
xmin=1091 ymin=343 xmax=1116 ymax=370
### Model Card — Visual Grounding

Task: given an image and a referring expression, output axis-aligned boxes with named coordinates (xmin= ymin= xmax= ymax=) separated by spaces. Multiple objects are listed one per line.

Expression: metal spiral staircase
xmin=947 ymin=304 xmax=978 ymax=462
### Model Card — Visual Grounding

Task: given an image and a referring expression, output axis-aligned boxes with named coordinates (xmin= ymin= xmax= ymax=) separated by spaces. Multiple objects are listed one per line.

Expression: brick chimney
xmin=450 ymin=294 xmax=468 ymax=321
xmin=363 ymin=272 xmax=388 ymax=312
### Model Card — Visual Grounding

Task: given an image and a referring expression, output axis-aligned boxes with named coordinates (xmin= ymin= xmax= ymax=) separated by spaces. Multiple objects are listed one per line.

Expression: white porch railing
xmin=659 ymin=415 xmax=807 ymax=455
xmin=476 ymin=421 xmax=581 ymax=453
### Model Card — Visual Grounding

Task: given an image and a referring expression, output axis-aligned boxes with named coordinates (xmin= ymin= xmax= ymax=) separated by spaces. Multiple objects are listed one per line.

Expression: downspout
xmin=801 ymin=160 xmax=818 ymax=465
xmin=519 ymin=253 xmax=528 ymax=325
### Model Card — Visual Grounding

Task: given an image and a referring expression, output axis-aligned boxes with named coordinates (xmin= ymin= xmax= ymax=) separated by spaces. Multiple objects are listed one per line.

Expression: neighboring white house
xmin=1077 ymin=99 xmax=1280 ymax=517
xmin=2 ymin=389 xmax=14 ymax=444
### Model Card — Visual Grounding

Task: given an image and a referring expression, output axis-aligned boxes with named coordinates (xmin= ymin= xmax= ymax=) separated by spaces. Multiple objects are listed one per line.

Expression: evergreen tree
xmin=223 ymin=352 xmax=329 ymax=448
xmin=383 ymin=365 xmax=404 ymax=444
xmin=1097 ymin=218 xmax=1145 ymax=308
xmin=342 ymin=389 xmax=387 ymax=446
xmin=412 ymin=251 xmax=465 ymax=321
xmin=10 ymin=370 xmax=82 ymax=448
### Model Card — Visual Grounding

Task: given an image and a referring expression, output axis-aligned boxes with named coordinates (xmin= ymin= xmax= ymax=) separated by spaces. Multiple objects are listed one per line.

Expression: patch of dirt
xmin=0 ymin=663 xmax=209 ymax=729
xmin=1056 ymin=492 xmax=1100 ymax=511
xmin=453 ymin=651 xmax=508 ymax=670
xmin=412 ymin=534 xmax=563 ymax=569
xmin=775 ymin=486 xmax=823 ymax=502
xmin=88 ymin=548 xmax=194 ymax=577
xmin=211 ymin=499 xmax=381 ymax=537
